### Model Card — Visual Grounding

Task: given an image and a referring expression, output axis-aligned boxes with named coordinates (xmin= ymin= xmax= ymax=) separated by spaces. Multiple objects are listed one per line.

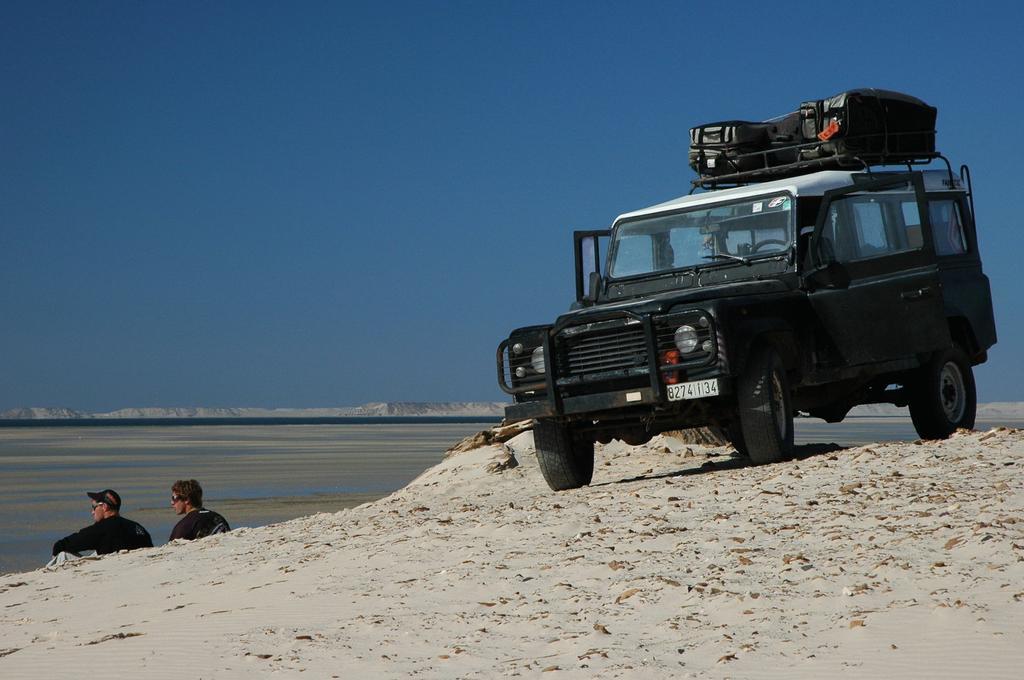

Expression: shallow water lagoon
xmin=0 ymin=423 xmax=487 ymax=574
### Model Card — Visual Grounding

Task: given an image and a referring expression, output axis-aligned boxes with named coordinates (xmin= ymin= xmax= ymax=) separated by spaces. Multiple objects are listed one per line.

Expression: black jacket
xmin=52 ymin=515 xmax=153 ymax=556
xmin=169 ymin=508 xmax=230 ymax=541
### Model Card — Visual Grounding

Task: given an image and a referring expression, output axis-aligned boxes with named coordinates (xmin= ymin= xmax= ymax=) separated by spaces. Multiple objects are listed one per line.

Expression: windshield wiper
xmin=702 ymin=253 xmax=752 ymax=266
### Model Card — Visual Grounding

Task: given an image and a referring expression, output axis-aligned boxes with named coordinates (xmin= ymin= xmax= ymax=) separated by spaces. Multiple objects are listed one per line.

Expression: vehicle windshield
xmin=608 ymin=193 xmax=794 ymax=278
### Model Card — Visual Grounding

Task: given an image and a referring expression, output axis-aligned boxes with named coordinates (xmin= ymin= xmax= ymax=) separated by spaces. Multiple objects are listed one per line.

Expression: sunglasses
xmin=91 ymin=502 xmax=105 ymax=509
xmin=171 ymin=495 xmax=185 ymax=502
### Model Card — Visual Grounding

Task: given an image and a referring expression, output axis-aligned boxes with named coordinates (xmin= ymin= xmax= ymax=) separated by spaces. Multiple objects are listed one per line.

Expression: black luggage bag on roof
xmin=689 ymin=120 xmax=771 ymax=176
xmin=799 ymin=88 xmax=936 ymax=161
xmin=688 ymin=113 xmax=802 ymax=176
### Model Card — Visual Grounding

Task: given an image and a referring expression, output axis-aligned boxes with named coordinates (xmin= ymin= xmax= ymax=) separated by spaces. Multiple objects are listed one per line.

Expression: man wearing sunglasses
xmin=51 ymin=489 xmax=153 ymax=558
xmin=169 ymin=479 xmax=230 ymax=540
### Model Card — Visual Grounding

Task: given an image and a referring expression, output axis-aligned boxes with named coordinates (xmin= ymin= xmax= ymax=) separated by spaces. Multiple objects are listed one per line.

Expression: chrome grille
xmin=555 ymin=312 xmax=717 ymax=382
xmin=557 ymin=320 xmax=647 ymax=378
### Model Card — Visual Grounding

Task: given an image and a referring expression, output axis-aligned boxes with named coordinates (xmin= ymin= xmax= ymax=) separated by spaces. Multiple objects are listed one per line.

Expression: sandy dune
xmin=1 ymin=427 xmax=1022 ymax=678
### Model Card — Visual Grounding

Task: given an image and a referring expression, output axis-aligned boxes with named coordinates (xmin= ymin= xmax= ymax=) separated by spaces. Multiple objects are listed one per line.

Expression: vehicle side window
xmin=929 ymin=199 xmax=967 ymax=256
xmin=901 ymin=201 xmax=923 ymax=248
xmin=821 ymin=192 xmax=923 ymax=262
xmin=852 ymin=202 xmax=888 ymax=255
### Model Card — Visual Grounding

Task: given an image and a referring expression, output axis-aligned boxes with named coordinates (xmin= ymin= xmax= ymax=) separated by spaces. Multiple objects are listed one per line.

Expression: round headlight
xmin=674 ymin=325 xmax=699 ymax=353
xmin=511 ymin=342 xmax=524 ymax=355
xmin=531 ymin=346 xmax=546 ymax=373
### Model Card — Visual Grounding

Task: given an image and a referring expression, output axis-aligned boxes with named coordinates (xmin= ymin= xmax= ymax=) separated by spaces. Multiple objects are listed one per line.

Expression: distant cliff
xmin=0 ymin=402 xmax=508 ymax=419
xmin=0 ymin=407 xmax=89 ymax=419
xmin=355 ymin=402 xmax=508 ymax=417
xmin=92 ymin=407 xmax=360 ymax=418
xmin=849 ymin=402 xmax=1024 ymax=419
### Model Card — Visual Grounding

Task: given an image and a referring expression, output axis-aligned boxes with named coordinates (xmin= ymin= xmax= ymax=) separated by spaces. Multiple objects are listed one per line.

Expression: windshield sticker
xmin=768 ymin=196 xmax=787 ymax=208
xmin=752 ymin=202 xmax=763 ymax=213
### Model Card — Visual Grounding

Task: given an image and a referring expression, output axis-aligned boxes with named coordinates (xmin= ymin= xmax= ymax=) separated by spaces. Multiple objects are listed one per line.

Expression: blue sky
xmin=2 ymin=1 xmax=1021 ymax=411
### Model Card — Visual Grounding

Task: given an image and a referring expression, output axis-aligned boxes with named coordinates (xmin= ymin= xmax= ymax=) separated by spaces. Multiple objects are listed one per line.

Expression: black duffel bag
xmin=689 ymin=120 xmax=771 ymax=176
xmin=799 ymin=89 xmax=936 ymax=160
xmin=689 ymin=113 xmax=804 ymax=177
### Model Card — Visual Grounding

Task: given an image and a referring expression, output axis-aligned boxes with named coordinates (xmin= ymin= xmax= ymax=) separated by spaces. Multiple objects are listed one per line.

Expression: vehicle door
xmin=806 ymin=174 xmax=950 ymax=365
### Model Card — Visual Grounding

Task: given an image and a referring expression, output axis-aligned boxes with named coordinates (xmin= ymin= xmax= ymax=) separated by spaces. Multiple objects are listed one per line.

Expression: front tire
xmin=909 ymin=347 xmax=976 ymax=439
xmin=724 ymin=421 xmax=748 ymax=457
xmin=533 ymin=419 xmax=595 ymax=491
xmin=736 ymin=346 xmax=794 ymax=464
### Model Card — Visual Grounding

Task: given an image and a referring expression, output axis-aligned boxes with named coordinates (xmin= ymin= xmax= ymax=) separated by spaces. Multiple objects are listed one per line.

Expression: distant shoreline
xmin=0 ymin=413 xmax=944 ymax=429
xmin=0 ymin=415 xmax=503 ymax=428
xmin=0 ymin=401 xmax=510 ymax=421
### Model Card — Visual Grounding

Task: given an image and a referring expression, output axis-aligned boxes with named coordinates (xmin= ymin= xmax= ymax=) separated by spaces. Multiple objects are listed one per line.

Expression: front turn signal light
xmin=661 ymin=349 xmax=681 ymax=385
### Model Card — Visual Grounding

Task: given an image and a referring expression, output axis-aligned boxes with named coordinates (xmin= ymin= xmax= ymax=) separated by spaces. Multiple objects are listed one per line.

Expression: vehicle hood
xmin=556 ymin=278 xmax=793 ymax=326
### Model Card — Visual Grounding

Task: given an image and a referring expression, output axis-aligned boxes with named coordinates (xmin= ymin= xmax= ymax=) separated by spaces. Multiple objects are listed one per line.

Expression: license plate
xmin=666 ymin=378 xmax=720 ymax=401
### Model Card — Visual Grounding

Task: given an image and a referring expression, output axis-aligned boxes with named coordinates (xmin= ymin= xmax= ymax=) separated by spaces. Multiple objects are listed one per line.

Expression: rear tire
xmin=533 ymin=419 xmax=595 ymax=491
xmin=909 ymin=347 xmax=976 ymax=439
xmin=736 ymin=346 xmax=794 ymax=464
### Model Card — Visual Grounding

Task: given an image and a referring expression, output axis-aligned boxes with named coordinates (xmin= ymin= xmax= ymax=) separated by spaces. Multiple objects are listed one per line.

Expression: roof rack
xmin=690 ymin=130 xmax=938 ymax=191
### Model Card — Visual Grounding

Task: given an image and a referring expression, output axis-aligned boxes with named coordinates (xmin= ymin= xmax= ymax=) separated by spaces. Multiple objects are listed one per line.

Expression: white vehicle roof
xmin=615 ymin=169 xmax=963 ymax=224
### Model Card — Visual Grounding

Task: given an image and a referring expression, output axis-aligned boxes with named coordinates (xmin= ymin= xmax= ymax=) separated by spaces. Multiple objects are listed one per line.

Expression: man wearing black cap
xmin=51 ymin=489 xmax=153 ymax=557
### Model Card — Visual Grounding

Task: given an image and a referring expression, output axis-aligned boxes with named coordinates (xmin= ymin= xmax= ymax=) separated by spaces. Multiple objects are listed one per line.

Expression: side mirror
xmin=587 ymin=271 xmax=602 ymax=303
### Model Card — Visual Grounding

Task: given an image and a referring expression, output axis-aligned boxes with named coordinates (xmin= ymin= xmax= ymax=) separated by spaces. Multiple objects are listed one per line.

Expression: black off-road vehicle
xmin=497 ymin=150 xmax=996 ymax=491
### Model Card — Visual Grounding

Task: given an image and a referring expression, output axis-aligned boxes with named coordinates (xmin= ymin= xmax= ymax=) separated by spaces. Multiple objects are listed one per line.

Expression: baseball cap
xmin=87 ymin=489 xmax=122 ymax=510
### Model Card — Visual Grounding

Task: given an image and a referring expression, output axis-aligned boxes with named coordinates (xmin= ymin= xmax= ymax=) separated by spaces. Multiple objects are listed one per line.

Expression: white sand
xmin=2 ymin=427 xmax=1022 ymax=678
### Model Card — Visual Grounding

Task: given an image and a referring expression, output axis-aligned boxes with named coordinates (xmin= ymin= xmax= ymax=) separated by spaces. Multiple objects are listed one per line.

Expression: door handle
xmin=900 ymin=286 xmax=933 ymax=301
